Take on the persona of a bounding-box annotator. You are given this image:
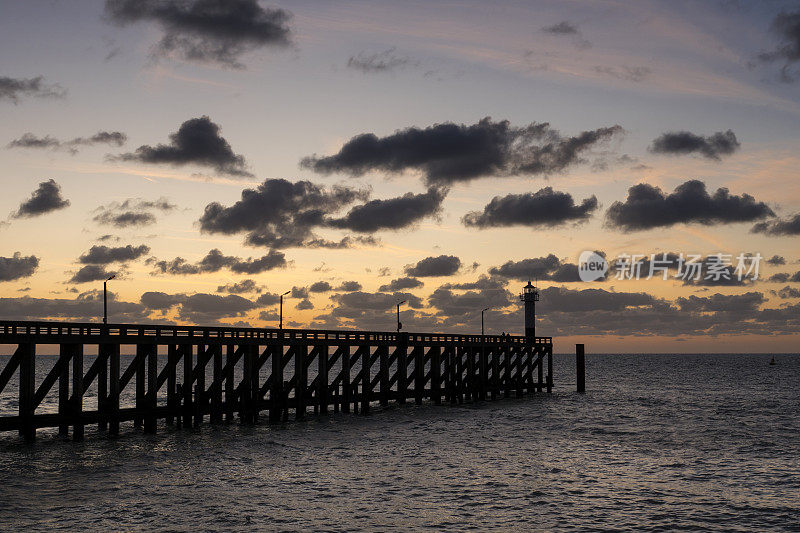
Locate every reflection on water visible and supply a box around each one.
[0,354,798,531]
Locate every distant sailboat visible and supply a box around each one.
[769,356,776,365]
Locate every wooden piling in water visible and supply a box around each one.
[576,343,585,393]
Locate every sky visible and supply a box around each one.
[1,0,799,352]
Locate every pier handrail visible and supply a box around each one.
[0,319,552,345]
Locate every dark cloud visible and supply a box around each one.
[291,286,309,299]
[296,299,314,310]
[309,281,332,293]
[148,248,287,275]
[347,48,416,73]
[8,131,126,153]
[328,188,446,232]
[93,197,177,227]
[0,75,66,104]
[606,180,774,231]
[301,117,623,186]
[140,291,183,311]
[649,130,740,160]
[255,292,281,306]
[751,213,800,236]
[11,179,70,218]
[776,286,800,299]
[229,251,287,274]
[489,254,587,282]
[0,253,39,282]
[677,292,765,313]
[539,286,656,312]
[217,279,261,294]
[178,293,258,322]
[79,244,150,264]
[441,275,508,291]
[320,290,425,330]
[541,21,579,34]
[69,265,118,284]
[6,134,59,150]
[405,255,461,277]
[766,255,786,266]
[757,10,800,82]
[105,0,292,68]
[258,310,279,321]
[768,272,790,283]
[0,292,147,322]
[114,116,251,177]
[593,65,651,82]
[332,291,423,311]
[679,258,751,287]
[540,21,591,48]
[462,187,597,228]
[199,178,371,247]
[139,290,259,322]
[379,277,424,292]
[337,280,362,292]
[428,282,514,320]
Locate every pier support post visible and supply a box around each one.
[379,345,389,407]
[465,346,474,402]
[318,344,328,414]
[72,344,84,441]
[445,347,455,404]
[576,344,585,393]
[431,346,441,405]
[547,347,553,393]
[524,346,534,394]
[108,343,120,437]
[503,344,511,398]
[269,345,283,423]
[479,343,488,401]
[18,343,35,441]
[135,344,146,429]
[241,344,252,424]
[396,335,407,404]
[361,346,371,414]
[166,345,178,425]
[341,345,351,413]
[144,345,157,433]
[413,346,424,405]
[491,345,500,400]
[58,344,70,437]
[194,345,206,428]
[225,345,235,423]
[537,348,544,393]
[211,345,223,423]
[296,344,307,420]
[182,345,193,429]
[98,345,108,432]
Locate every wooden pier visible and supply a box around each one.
[0,320,554,441]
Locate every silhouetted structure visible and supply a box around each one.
[520,281,539,338]
[0,320,553,441]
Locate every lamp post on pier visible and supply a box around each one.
[396,300,406,333]
[279,290,291,329]
[103,274,115,325]
[481,307,490,336]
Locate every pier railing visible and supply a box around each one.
[0,320,553,345]
[0,320,554,442]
